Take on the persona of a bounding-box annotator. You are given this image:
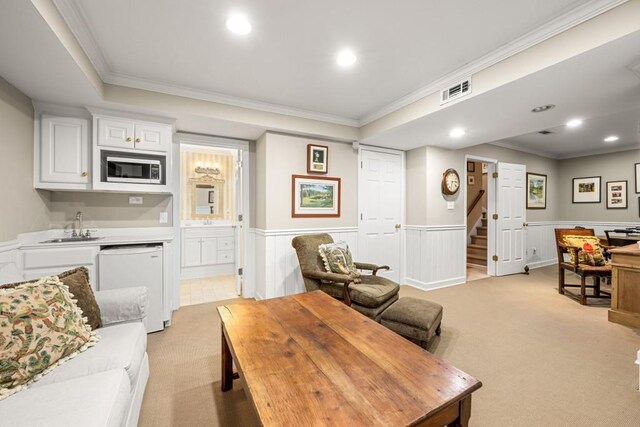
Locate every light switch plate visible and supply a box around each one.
[159,212,168,223]
[447,201,455,210]
[129,196,143,205]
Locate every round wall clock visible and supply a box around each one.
[442,168,460,195]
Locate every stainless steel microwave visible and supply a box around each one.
[105,156,162,184]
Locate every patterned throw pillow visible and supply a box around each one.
[58,267,102,330]
[0,277,100,400]
[318,241,359,277]
[563,235,608,266]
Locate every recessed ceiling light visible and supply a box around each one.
[336,50,357,67]
[566,118,583,128]
[531,104,555,113]
[604,135,619,142]
[226,14,252,35]
[449,128,466,138]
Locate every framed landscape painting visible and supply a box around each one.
[307,144,328,174]
[292,175,341,218]
[572,176,601,204]
[606,180,627,209]
[527,172,547,209]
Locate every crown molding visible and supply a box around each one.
[53,0,628,129]
[359,0,630,126]
[489,141,640,160]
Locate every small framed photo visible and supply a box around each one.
[468,176,475,185]
[527,172,547,209]
[635,163,640,193]
[572,176,601,204]
[208,190,216,204]
[292,175,340,218]
[467,161,475,172]
[606,180,627,209]
[307,144,328,174]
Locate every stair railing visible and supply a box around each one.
[467,189,485,216]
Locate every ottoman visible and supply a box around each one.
[380,297,443,349]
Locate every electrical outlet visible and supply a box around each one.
[129,196,143,205]
[159,212,168,224]
[447,201,455,210]
[533,247,537,254]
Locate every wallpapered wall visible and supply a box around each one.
[180,149,236,222]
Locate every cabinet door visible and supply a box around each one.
[134,123,170,152]
[97,117,135,149]
[201,237,218,265]
[182,237,202,267]
[41,115,89,184]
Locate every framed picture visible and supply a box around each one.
[307,144,328,174]
[572,176,601,204]
[468,176,475,185]
[635,163,640,193]
[292,175,341,218]
[208,190,216,204]
[606,180,627,209]
[467,161,475,172]
[527,173,547,209]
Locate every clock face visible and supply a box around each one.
[442,169,460,195]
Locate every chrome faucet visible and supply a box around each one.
[72,211,84,237]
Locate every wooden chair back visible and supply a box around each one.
[554,228,596,263]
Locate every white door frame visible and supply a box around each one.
[464,155,498,277]
[172,132,252,306]
[358,144,406,283]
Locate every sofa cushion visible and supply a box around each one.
[0,277,99,400]
[58,267,102,330]
[0,262,23,285]
[32,322,146,390]
[380,297,443,343]
[0,369,130,427]
[320,274,399,308]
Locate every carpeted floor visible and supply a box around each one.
[139,266,640,426]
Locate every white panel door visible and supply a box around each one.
[134,123,170,152]
[358,149,402,282]
[201,237,218,265]
[182,237,202,267]
[97,117,135,149]
[495,162,526,276]
[41,116,89,183]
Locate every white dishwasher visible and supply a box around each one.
[99,244,164,333]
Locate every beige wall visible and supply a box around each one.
[558,149,640,222]
[180,150,236,221]
[256,132,358,230]
[406,147,427,225]
[0,77,50,241]
[47,192,172,229]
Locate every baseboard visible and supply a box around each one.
[404,276,466,291]
[527,259,557,269]
[254,291,264,301]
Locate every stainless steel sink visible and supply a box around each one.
[40,237,103,244]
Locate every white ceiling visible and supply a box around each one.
[59,0,595,122]
[363,29,640,157]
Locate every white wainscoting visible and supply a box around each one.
[405,225,466,290]
[0,241,20,266]
[526,221,638,269]
[251,227,358,300]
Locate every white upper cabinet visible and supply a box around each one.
[39,115,90,187]
[96,115,170,153]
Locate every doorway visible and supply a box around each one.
[358,146,405,283]
[465,159,490,281]
[172,134,249,308]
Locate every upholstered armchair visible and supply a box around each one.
[291,233,399,321]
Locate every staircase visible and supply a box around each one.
[467,211,487,266]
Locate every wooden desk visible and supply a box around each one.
[608,243,640,328]
[218,291,482,426]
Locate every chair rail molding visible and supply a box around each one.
[251,227,359,300]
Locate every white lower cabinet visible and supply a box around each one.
[181,227,235,279]
[21,246,99,288]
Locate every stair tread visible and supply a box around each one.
[467,243,487,249]
[467,254,487,260]
[472,235,487,240]
[477,226,487,230]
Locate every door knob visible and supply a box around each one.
[395,224,401,230]
[523,222,529,227]
[81,172,88,177]
[135,138,141,143]
[126,137,132,142]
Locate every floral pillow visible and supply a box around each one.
[318,241,359,278]
[0,277,100,400]
[563,235,608,266]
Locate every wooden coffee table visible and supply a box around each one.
[218,291,481,426]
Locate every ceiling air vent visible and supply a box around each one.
[440,78,472,105]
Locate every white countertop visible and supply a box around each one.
[181,221,236,228]
[18,227,174,250]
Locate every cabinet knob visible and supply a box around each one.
[126,137,132,142]
[81,172,88,177]
[135,138,141,143]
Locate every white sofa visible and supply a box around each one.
[0,263,150,427]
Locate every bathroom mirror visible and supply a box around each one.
[190,178,225,219]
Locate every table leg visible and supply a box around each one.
[221,328,233,392]
[450,395,472,427]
